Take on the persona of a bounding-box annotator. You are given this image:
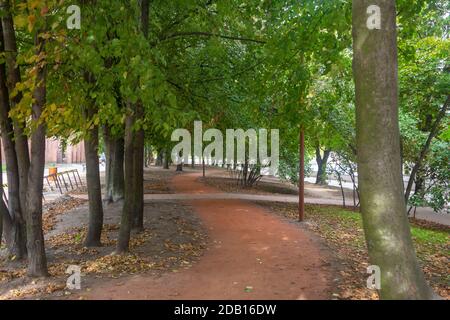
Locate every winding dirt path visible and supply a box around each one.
[75,171,334,300]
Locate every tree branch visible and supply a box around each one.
[159,31,266,44]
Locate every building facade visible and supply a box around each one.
[45,139,85,164]
[1,139,85,164]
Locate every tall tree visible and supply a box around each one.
[315,146,331,185]
[25,25,49,277]
[83,99,104,247]
[0,138,4,245]
[131,102,145,231]
[131,0,149,231]
[352,0,434,299]
[404,96,449,203]
[103,126,125,203]
[1,0,30,217]
[117,0,149,250]
[0,20,26,259]
[116,109,135,253]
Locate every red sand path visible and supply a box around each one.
[76,171,334,300]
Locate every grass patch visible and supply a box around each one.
[411,227,448,245]
[258,202,449,300]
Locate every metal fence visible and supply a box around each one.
[44,169,83,194]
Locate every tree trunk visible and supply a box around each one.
[337,171,346,208]
[298,129,305,221]
[25,32,48,277]
[1,197,12,248]
[163,149,170,169]
[117,0,149,250]
[131,0,148,231]
[0,203,2,247]
[315,146,330,185]
[0,140,4,245]
[144,144,151,167]
[103,126,113,204]
[83,105,103,247]
[116,113,134,253]
[104,127,124,203]
[1,4,30,219]
[156,150,163,166]
[1,136,12,246]
[0,23,26,259]
[352,0,434,299]
[112,137,125,202]
[414,170,425,196]
[202,156,205,177]
[132,103,144,232]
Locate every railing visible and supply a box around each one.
[44,169,83,194]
